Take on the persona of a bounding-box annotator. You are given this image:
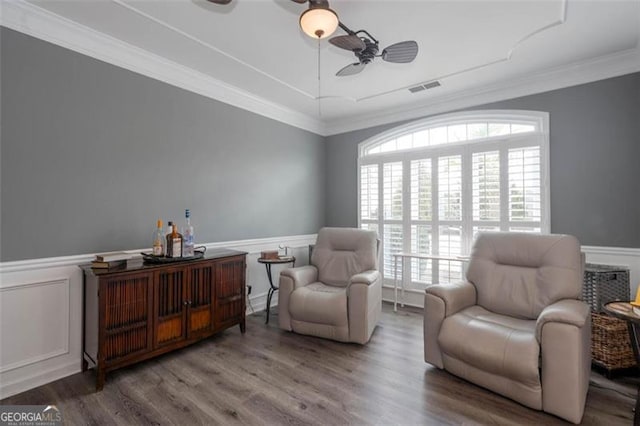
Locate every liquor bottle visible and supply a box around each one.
[182,209,195,257]
[152,219,165,256]
[166,221,173,238]
[165,224,183,258]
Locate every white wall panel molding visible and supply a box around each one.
[0,0,323,135]
[0,278,70,373]
[0,265,83,399]
[0,233,315,398]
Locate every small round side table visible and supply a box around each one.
[257,256,295,324]
[603,301,640,426]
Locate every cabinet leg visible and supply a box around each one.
[240,318,246,334]
[82,357,88,372]
[96,367,106,392]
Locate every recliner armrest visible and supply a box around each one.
[280,265,318,288]
[350,270,380,286]
[425,281,477,317]
[536,299,590,342]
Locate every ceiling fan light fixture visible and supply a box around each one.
[299,6,338,39]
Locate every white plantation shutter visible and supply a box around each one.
[472,151,500,221]
[383,162,403,220]
[382,162,403,278]
[438,226,463,282]
[357,111,548,289]
[438,156,462,221]
[509,146,542,227]
[410,159,433,284]
[411,159,432,221]
[383,224,403,278]
[360,164,378,220]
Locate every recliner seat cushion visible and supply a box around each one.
[289,282,348,326]
[438,305,540,387]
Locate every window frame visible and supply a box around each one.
[357,110,550,286]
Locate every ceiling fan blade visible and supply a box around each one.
[206,0,233,4]
[336,62,366,77]
[290,0,308,3]
[381,40,419,63]
[329,35,366,52]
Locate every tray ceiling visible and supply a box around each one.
[5,0,640,134]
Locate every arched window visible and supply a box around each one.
[358,110,550,287]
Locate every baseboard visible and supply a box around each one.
[0,360,80,400]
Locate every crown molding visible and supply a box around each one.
[2,0,639,138]
[324,46,640,136]
[0,0,325,135]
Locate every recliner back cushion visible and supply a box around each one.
[312,227,378,287]
[466,232,582,319]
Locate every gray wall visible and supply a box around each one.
[326,73,640,248]
[1,28,325,261]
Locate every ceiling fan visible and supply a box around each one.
[205,0,419,76]
[329,24,418,77]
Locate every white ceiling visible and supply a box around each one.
[6,0,640,134]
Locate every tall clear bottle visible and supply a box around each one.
[183,209,195,257]
[165,224,183,258]
[152,219,165,256]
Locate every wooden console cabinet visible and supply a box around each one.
[82,248,246,390]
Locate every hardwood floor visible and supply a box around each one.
[2,303,637,425]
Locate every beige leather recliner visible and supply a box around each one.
[279,227,381,344]
[424,232,590,424]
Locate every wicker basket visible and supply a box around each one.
[581,263,635,372]
[591,312,636,370]
[582,263,630,313]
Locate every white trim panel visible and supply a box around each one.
[0,233,316,399]
[0,264,83,400]
[0,279,70,373]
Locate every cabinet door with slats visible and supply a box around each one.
[186,262,214,339]
[214,256,245,329]
[154,267,187,348]
[101,272,153,363]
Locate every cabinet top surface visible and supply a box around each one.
[81,248,247,276]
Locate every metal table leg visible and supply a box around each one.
[264,263,277,324]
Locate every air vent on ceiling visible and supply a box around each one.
[408,80,441,94]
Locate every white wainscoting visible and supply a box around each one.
[0,234,316,399]
[380,245,640,309]
[1,239,636,398]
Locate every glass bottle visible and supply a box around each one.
[152,219,165,256]
[165,224,183,258]
[183,209,195,257]
[166,221,173,238]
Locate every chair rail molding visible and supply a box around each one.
[0,233,316,399]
